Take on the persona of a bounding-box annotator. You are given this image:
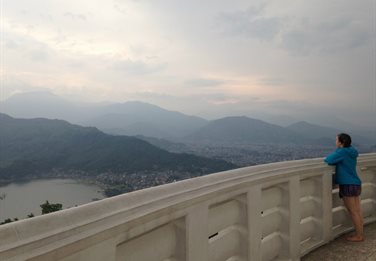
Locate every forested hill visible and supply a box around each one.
[0,113,235,180]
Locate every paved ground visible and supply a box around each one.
[302,222,376,261]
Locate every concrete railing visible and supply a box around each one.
[0,153,375,261]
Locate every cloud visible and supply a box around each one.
[3,31,54,62]
[113,3,128,15]
[5,39,19,49]
[185,78,225,88]
[216,3,371,56]
[217,5,282,40]
[29,48,51,61]
[258,76,286,86]
[111,59,167,75]
[280,17,371,55]
[63,12,87,21]
[315,17,351,33]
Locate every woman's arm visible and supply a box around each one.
[325,151,344,165]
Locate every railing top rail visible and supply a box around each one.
[1,153,375,253]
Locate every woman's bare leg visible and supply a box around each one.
[343,196,364,241]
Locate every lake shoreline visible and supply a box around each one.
[0,171,107,196]
[0,178,106,222]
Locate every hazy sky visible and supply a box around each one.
[1,0,375,127]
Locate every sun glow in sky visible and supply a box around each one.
[1,0,375,127]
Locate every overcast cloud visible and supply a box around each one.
[1,0,375,128]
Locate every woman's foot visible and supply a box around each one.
[346,235,364,242]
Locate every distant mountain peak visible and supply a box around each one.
[214,115,263,122]
[0,113,12,119]
[293,120,309,124]
[186,115,304,145]
[122,100,157,106]
[289,121,313,127]
[288,121,338,130]
[6,91,65,101]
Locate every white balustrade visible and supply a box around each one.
[0,153,375,261]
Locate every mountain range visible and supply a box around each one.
[1,92,208,139]
[1,92,375,146]
[0,113,235,180]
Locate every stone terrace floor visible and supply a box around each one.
[302,222,376,261]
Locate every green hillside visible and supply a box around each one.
[0,114,235,180]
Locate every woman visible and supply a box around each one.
[324,133,364,242]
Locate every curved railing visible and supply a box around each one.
[0,153,375,261]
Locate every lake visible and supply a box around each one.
[0,179,105,221]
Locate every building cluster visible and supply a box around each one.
[187,143,334,167]
[95,170,198,196]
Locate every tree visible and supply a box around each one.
[0,200,63,226]
[0,217,18,225]
[0,193,6,200]
[0,193,7,224]
[40,201,63,215]
[1,218,13,225]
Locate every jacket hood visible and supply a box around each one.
[340,146,359,158]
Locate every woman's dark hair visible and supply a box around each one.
[337,133,352,147]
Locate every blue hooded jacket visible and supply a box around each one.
[324,146,361,185]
